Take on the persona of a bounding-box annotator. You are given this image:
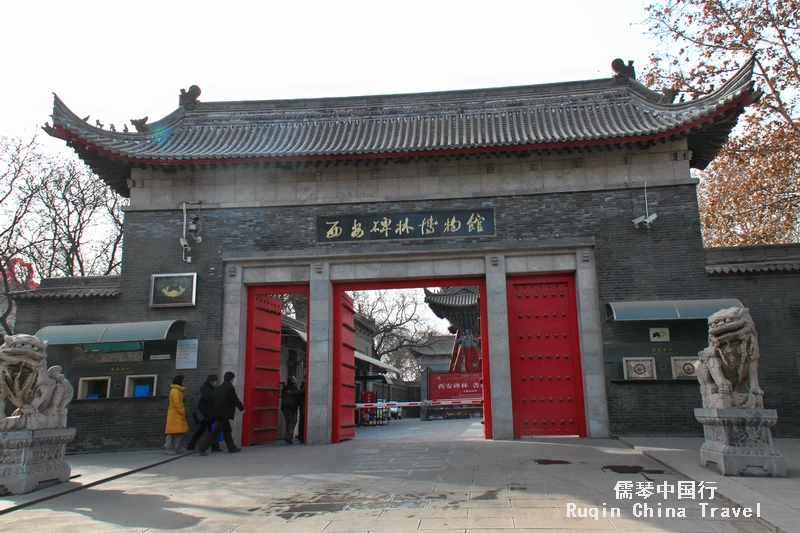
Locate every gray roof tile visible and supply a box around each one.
[12,276,121,300]
[46,59,760,197]
[705,262,800,274]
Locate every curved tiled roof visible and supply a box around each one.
[424,286,480,309]
[46,59,760,197]
[11,276,121,300]
[706,262,800,274]
[411,335,457,357]
[424,287,480,334]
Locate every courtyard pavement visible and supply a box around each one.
[0,419,796,533]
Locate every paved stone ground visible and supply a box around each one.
[623,437,800,533]
[0,420,781,532]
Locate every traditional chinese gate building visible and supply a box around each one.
[18,58,799,451]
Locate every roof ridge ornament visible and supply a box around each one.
[130,116,149,133]
[611,58,636,80]
[179,85,202,110]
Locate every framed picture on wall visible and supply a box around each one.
[150,273,197,308]
[672,356,701,379]
[622,357,657,380]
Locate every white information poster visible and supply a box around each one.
[175,339,199,370]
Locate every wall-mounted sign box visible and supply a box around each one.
[318,209,495,243]
[175,339,199,370]
[650,328,670,342]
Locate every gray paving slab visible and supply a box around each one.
[0,420,786,533]
[0,450,186,513]
[621,437,800,533]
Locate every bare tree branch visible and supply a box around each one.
[0,135,127,332]
[351,289,444,380]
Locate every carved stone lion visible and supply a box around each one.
[697,307,764,409]
[0,334,74,430]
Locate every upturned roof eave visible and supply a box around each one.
[47,89,757,165]
[45,60,760,197]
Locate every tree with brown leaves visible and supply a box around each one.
[643,0,799,245]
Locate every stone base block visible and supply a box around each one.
[694,408,786,477]
[0,428,76,495]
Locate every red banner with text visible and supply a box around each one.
[428,372,482,400]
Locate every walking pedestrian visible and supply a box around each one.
[281,376,300,444]
[197,371,244,455]
[186,374,222,452]
[164,375,188,455]
[297,380,306,442]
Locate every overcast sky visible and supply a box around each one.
[2,0,658,156]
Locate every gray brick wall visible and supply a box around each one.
[14,184,800,448]
[66,397,169,453]
[705,267,800,437]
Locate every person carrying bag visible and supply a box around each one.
[186,374,222,452]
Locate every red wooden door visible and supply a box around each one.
[243,293,282,446]
[332,291,356,443]
[507,275,586,437]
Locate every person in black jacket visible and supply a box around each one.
[280,376,301,444]
[198,371,245,455]
[297,380,306,442]
[186,374,221,452]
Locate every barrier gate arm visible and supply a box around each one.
[355,399,483,408]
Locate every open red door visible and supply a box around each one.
[332,291,356,443]
[242,293,282,446]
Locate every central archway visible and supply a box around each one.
[332,277,491,443]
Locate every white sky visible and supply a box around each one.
[2,0,658,156]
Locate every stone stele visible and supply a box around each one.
[694,307,786,477]
[0,334,76,494]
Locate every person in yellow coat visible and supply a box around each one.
[164,375,188,455]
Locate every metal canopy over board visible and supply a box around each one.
[36,320,187,345]
[606,299,743,321]
[355,351,401,375]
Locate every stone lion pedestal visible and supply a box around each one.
[694,307,786,477]
[694,408,786,477]
[0,428,76,495]
[0,334,76,495]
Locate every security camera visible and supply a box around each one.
[644,213,658,227]
[179,237,191,251]
[631,215,645,228]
